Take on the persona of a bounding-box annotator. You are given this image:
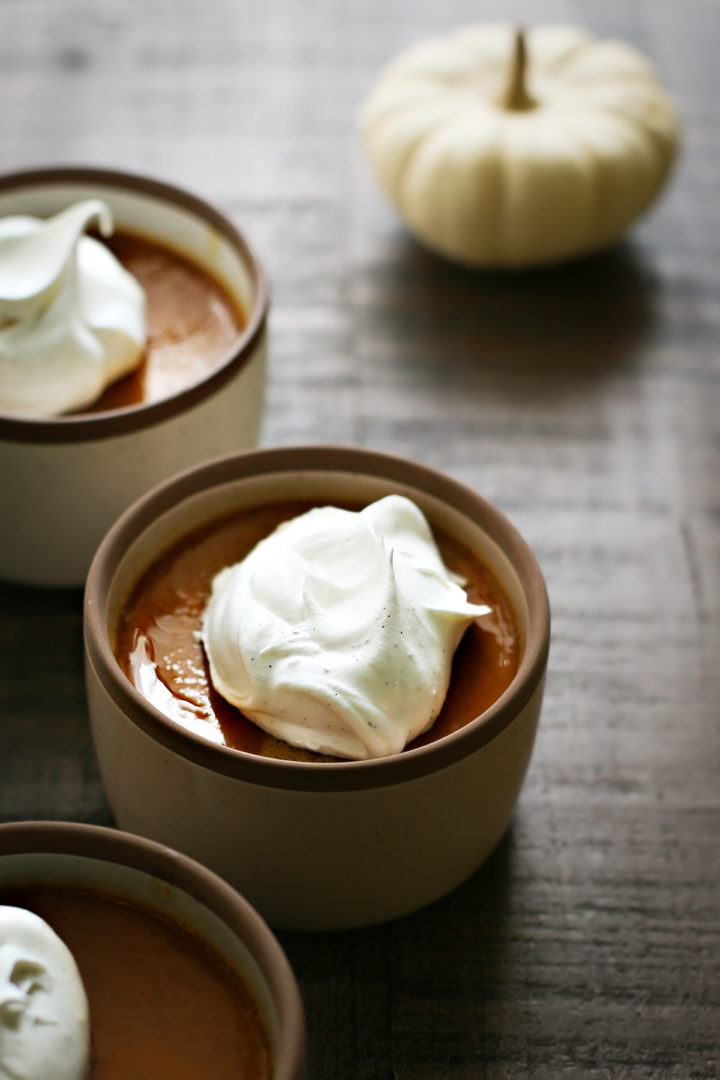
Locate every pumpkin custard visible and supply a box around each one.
[80,230,244,413]
[0,200,244,418]
[0,886,272,1080]
[113,499,519,762]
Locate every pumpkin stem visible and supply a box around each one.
[498,28,537,112]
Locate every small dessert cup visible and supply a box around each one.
[0,166,268,586]
[84,445,550,930]
[0,819,306,1079]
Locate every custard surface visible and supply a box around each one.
[78,231,245,413]
[0,886,272,1080]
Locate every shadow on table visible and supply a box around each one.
[0,580,112,825]
[361,235,663,400]
[278,828,519,1076]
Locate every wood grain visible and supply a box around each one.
[1,1,718,1076]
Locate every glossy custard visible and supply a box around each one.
[0,887,272,1080]
[114,501,520,761]
[77,231,245,413]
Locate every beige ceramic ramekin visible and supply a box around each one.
[84,446,550,931]
[0,166,268,586]
[0,820,305,1078]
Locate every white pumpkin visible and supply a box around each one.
[359,24,680,267]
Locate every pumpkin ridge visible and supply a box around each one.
[541,39,590,77]
[495,118,512,264]
[556,112,661,243]
[586,97,678,177]
[393,114,466,225]
[362,90,454,205]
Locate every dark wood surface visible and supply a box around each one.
[1,1,718,1076]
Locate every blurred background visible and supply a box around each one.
[1,1,718,1076]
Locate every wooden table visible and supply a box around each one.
[1,1,718,1075]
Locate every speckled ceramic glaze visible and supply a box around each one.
[0,167,268,586]
[84,446,550,930]
[0,820,306,1079]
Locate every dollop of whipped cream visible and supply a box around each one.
[0,199,147,416]
[0,906,90,1080]
[202,495,490,760]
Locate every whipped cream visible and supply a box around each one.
[0,906,90,1080]
[202,495,490,759]
[0,199,147,416]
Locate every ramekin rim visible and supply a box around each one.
[0,818,306,1080]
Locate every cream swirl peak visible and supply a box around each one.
[202,495,490,760]
[0,906,90,1080]
[0,199,146,416]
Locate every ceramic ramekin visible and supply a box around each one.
[0,820,306,1079]
[84,445,550,931]
[0,166,268,586]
